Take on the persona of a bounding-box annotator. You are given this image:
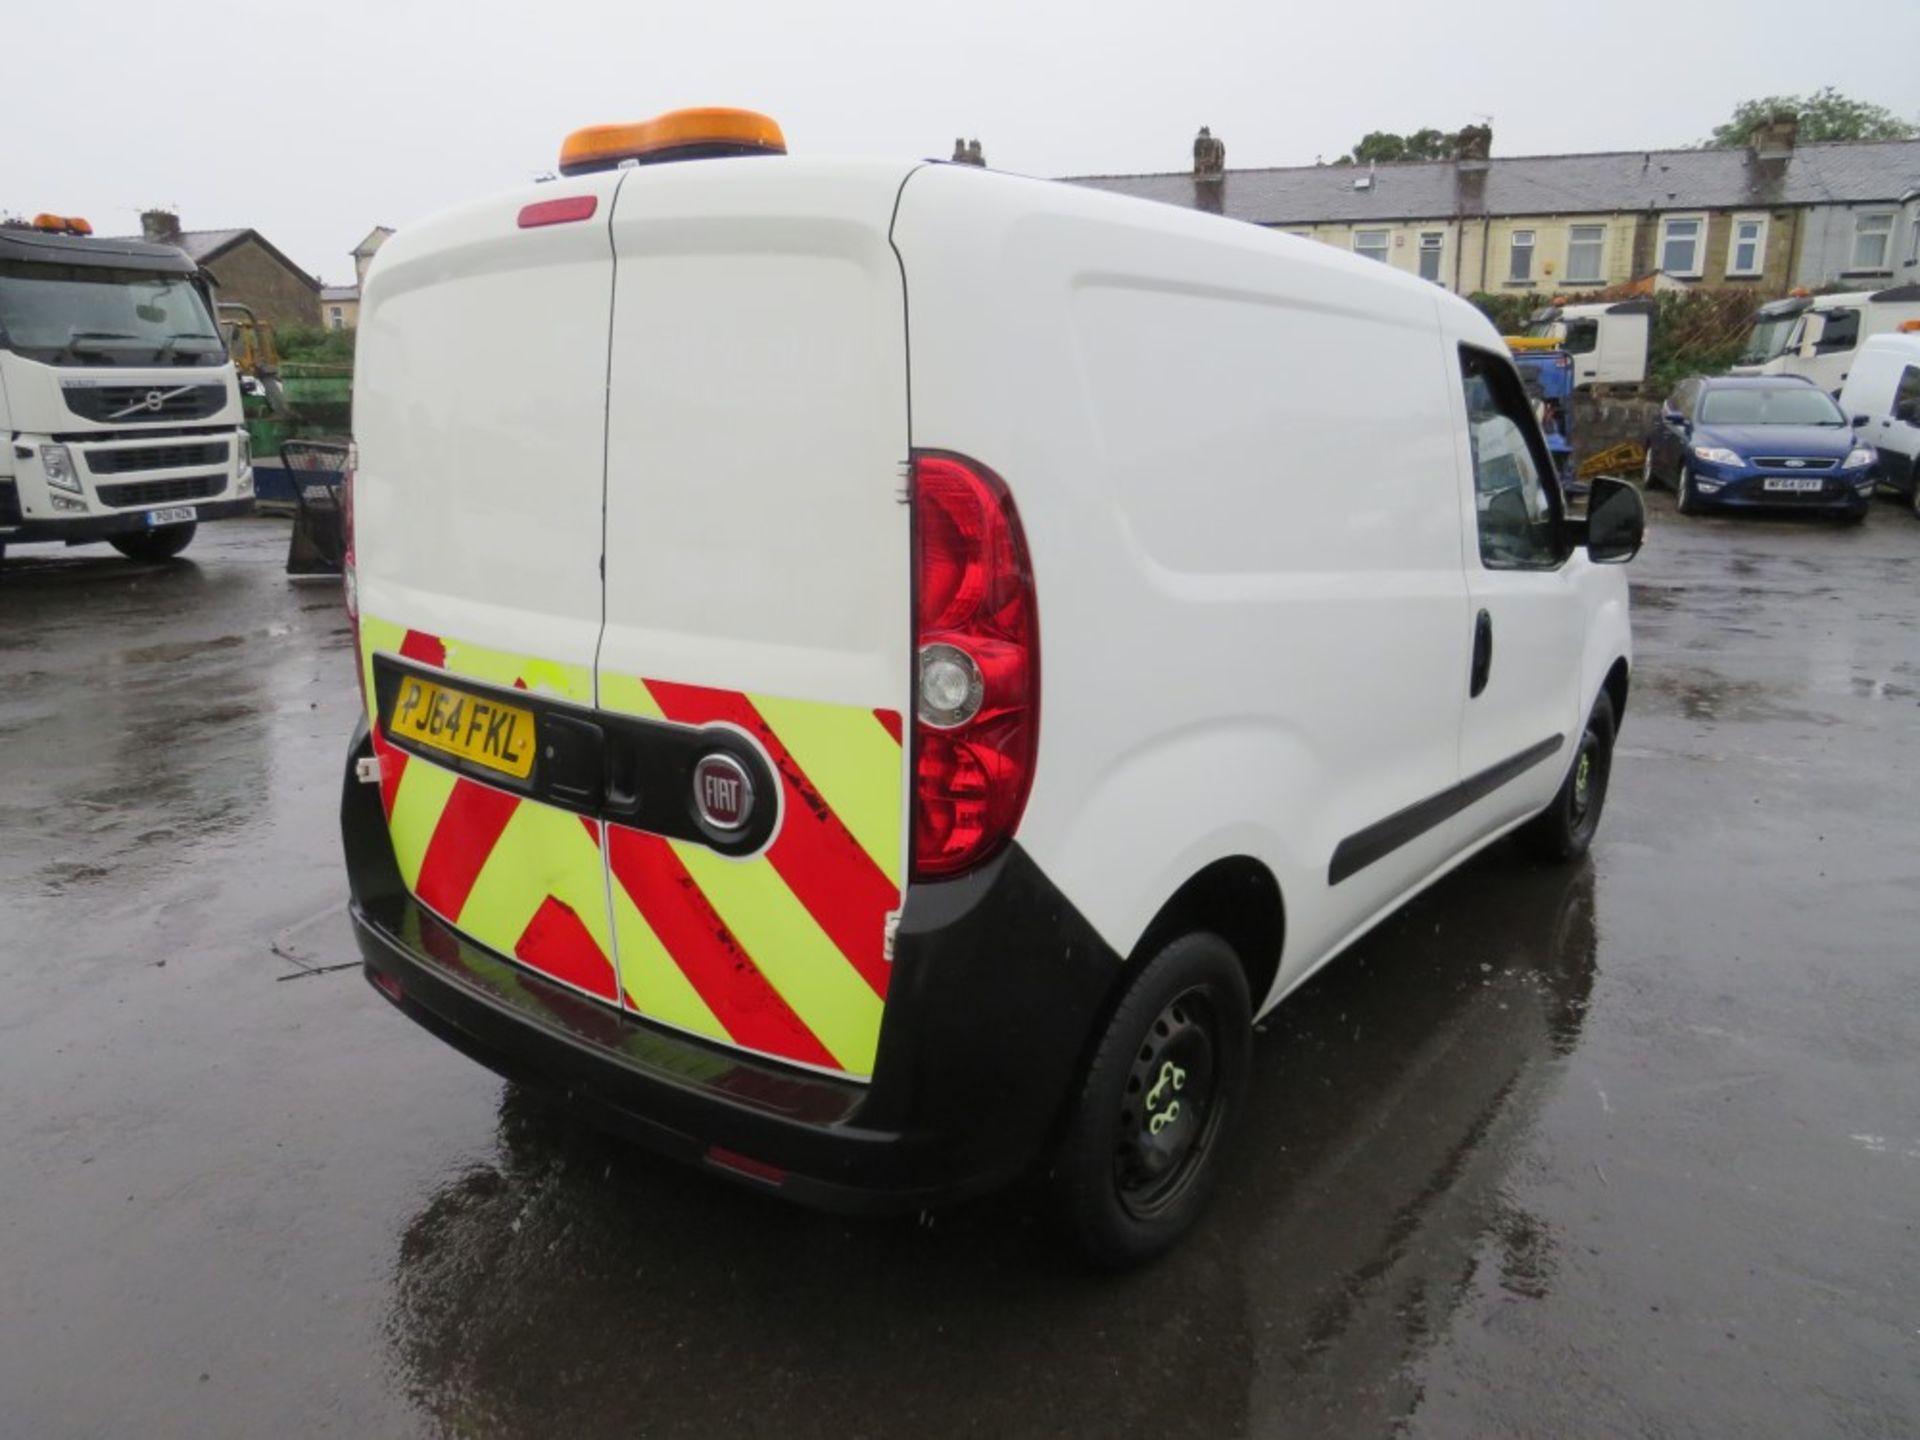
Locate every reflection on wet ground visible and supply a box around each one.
[384,859,1596,1439]
[1,503,1916,1438]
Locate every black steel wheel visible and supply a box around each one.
[1049,931,1251,1268]
[1520,691,1616,863]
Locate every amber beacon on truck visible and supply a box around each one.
[339,108,1644,1266]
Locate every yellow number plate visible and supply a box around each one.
[387,675,536,780]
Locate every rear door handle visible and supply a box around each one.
[1470,609,1494,698]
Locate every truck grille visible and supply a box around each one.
[1751,457,1836,471]
[86,442,230,476]
[95,475,227,509]
[62,383,227,424]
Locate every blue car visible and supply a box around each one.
[1644,375,1877,521]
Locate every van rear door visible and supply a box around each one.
[353,174,625,1004]
[595,160,914,1079]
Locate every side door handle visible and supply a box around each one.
[1470,609,1494,698]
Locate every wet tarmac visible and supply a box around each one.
[1,506,1915,1438]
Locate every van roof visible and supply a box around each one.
[1857,331,1920,356]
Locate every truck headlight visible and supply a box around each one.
[1843,448,1875,470]
[40,444,81,493]
[1693,445,1743,467]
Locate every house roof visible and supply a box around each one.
[103,226,321,293]
[1066,139,1920,227]
[319,284,358,302]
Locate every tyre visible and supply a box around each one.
[110,521,197,562]
[1675,464,1703,516]
[1911,479,1920,521]
[1641,445,1659,491]
[1048,931,1252,1268]
[1520,691,1616,863]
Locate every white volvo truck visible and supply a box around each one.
[0,215,253,564]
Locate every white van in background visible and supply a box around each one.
[1837,332,1920,512]
[339,109,1645,1265]
[1522,299,1653,388]
[1761,285,1920,393]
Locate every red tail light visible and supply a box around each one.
[910,453,1038,878]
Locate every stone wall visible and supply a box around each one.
[203,239,319,331]
[1573,392,1661,465]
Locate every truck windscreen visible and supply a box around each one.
[0,260,225,367]
[1738,316,1798,365]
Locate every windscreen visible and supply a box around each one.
[0,260,224,366]
[1738,316,1798,365]
[1698,386,1846,427]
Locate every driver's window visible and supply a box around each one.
[1459,347,1565,571]
[1816,309,1860,354]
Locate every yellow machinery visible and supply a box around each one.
[1578,441,1646,481]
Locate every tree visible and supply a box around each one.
[1338,127,1455,165]
[1705,87,1916,147]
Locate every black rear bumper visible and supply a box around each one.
[342,721,1122,1213]
[2,495,254,545]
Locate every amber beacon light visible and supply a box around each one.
[558,108,787,175]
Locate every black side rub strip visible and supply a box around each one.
[1329,734,1565,885]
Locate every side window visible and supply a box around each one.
[1815,309,1860,354]
[1562,318,1599,355]
[1459,347,1566,571]
[1678,379,1700,420]
[1895,365,1920,425]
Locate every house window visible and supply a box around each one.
[1418,232,1443,282]
[1852,212,1894,271]
[328,306,345,331]
[1908,214,1920,266]
[1660,216,1705,277]
[1508,230,1535,282]
[1566,224,1605,283]
[1727,215,1767,277]
[1354,229,1389,264]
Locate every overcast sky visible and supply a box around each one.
[10,0,1917,287]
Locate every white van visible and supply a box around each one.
[339,109,1644,1265]
[1522,299,1653,387]
[1837,332,1920,512]
[1762,285,1920,393]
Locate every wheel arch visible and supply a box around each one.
[1602,655,1630,736]
[1127,856,1285,1015]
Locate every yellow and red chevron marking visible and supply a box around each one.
[362,617,618,1006]
[601,673,903,1079]
[360,616,906,1080]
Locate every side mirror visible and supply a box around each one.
[1582,475,1645,565]
[1851,414,1872,428]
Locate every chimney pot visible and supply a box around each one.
[140,208,182,244]
[1193,125,1226,181]
[1749,112,1798,160]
